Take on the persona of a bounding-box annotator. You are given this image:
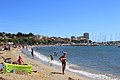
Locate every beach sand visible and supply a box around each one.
[0,48,89,80]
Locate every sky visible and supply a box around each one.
[0,0,120,42]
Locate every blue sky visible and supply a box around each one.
[0,0,120,42]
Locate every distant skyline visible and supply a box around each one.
[0,0,120,42]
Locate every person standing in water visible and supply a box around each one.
[49,55,54,66]
[50,55,54,61]
[59,52,67,75]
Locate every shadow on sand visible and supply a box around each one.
[50,72,80,80]
[68,77,81,80]
[50,72,62,74]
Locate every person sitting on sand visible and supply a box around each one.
[59,52,67,75]
[17,56,24,65]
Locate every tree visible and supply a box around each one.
[28,32,34,37]
[5,33,12,38]
[0,32,3,36]
[16,32,23,38]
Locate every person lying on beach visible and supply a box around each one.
[59,52,67,75]
[0,55,12,63]
[17,56,24,65]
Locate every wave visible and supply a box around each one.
[33,51,62,66]
[67,66,118,80]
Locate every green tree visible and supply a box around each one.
[16,32,23,38]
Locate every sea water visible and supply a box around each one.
[32,46,120,80]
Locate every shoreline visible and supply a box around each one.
[31,45,120,80]
[0,47,89,80]
[23,46,91,80]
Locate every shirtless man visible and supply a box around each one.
[59,52,67,75]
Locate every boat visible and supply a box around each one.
[118,45,120,47]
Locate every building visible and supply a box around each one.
[84,33,89,43]
[84,33,89,39]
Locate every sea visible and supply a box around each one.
[23,46,120,80]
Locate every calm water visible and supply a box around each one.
[33,46,120,80]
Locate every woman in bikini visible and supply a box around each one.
[59,52,67,75]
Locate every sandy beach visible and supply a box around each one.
[0,47,89,80]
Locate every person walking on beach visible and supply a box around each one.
[8,45,10,51]
[31,48,34,58]
[59,52,67,75]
